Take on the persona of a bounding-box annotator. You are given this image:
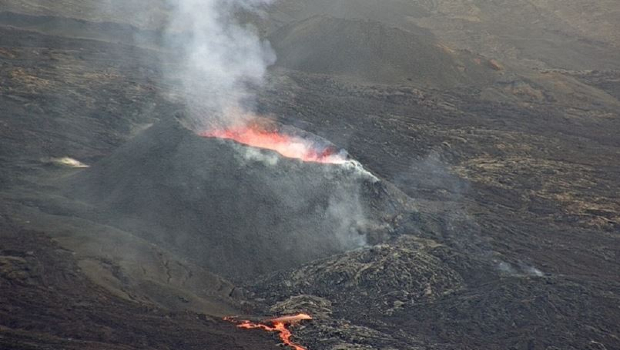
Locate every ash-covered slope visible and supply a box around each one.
[0,219,280,350]
[268,16,502,86]
[268,0,620,71]
[63,115,412,281]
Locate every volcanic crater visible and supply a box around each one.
[62,113,414,281]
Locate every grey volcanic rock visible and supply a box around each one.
[267,0,620,71]
[252,235,464,316]
[249,236,464,350]
[63,115,412,281]
[269,16,501,86]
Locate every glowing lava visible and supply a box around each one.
[224,313,312,350]
[200,122,347,164]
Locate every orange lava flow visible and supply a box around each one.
[224,313,312,350]
[200,125,347,164]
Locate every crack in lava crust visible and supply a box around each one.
[224,314,312,350]
[200,124,348,164]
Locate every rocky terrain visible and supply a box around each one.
[0,216,279,350]
[268,15,503,86]
[266,0,620,71]
[61,116,409,281]
[1,1,620,350]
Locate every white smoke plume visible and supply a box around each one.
[497,260,544,277]
[163,0,375,254]
[326,191,369,248]
[166,0,276,129]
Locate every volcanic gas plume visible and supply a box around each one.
[224,314,312,350]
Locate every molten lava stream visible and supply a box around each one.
[224,313,311,350]
[201,125,347,164]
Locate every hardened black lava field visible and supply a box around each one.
[1,2,620,349]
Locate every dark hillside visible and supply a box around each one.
[270,16,501,86]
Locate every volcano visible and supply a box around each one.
[63,113,413,281]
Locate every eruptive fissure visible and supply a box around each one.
[224,313,312,350]
[200,119,348,164]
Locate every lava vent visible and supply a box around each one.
[63,113,413,281]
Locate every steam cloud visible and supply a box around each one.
[166,0,276,129]
[161,0,372,261]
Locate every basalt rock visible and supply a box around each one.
[252,235,465,317]
[62,114,416,282]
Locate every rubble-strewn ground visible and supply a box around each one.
[0,216,280,350]
[1,2,620,349]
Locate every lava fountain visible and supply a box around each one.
[224,313,312,350]
[199,118,348,164]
